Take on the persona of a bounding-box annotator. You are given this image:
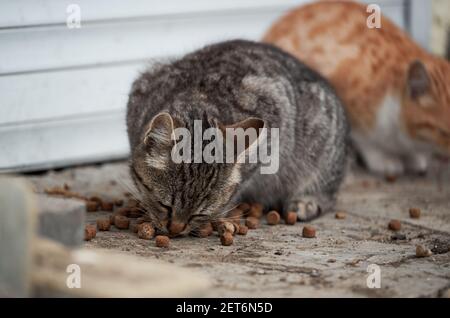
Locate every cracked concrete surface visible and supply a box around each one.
[28,161,450,297]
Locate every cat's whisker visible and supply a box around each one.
[118,178,143,204]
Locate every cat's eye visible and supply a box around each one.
[188,214,208,223]
[158,201,172,214]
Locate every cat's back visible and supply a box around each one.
[263,1,425,130]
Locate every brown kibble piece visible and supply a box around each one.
[245,217,259,229]
[89,196,103,203]
[127,207,143,218]
[248,203,263,218]
[44,187,86,200]
[44,186,66,196]
[110,208,128,225]
[100,201,114,211]
[228,208,243,223]
[155,235,170,248]
[409,208,421,219]
[415,244,432,258]
[385,174,397,183]
[335,212,347,219]
[169,222,185,236]
[114,215,130,229]
[84,224,96,241]
[266,210,280,225]
[220,232,234,246]
[197,222,213,238]
[96,218,111,231]
[285,211,297,225]
[116,207,130,216]
[237,225,248,235]
[138,223,155,239]
[302,225,316,238]
[218,221,236,235]
[114,199,124,207]
[388,219,401,231]
[85,200,99,212]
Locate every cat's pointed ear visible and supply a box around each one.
[407,60,430,99]
[143,112,175,146]
[219,117,266,159]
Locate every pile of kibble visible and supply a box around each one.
[46,185,431,256]
[83,198,316,248]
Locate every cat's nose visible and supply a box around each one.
[168,221,186,236]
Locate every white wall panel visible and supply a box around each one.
[0,0,425,172]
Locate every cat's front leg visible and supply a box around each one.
[405,153,429,175]
[358,144,405,176]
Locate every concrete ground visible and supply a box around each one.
[28,161,450,297]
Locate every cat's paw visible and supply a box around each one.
[291,196,322,222]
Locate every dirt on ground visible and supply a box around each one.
[29,161,450,297]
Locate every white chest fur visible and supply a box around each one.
[351,94,430,175]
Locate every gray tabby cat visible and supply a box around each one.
[126,40,348,235]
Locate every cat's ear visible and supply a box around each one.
[407,60,430,99]
[143,112,176,170]
[219,117,266,159]
[143,112,175,147]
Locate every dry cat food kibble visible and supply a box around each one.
[110,209,128,225]
[100,201,114,211]
[335,212,346,219]
[155,235,170,248]
[220,232,234,246]
[84,224,96,241]
[248,203,263,218]
[218,221,236,235]
[89,196,103,203]
[415,244,432,258]
[245,217,260,229]
[116,207,131,216]
[266,210,280,225]
[409,208,421,219]
[302,225,316,238]
[169,222,185,236]
[114,215,130,229]
[197,222,213,237]
[237,225,248,235]
[138,223,155,240]
[85,200,99,212]
[385,174,397,183]
[127,207,143,218]
[388,219,401,231]
[44,186,86,200]
[114,199,124,206]
[228,208,243,223]
[284,211,297,225]
[96,218,111,231]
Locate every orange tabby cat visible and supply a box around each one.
[264,0,450,176]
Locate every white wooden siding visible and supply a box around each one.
[0,0,421,172]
